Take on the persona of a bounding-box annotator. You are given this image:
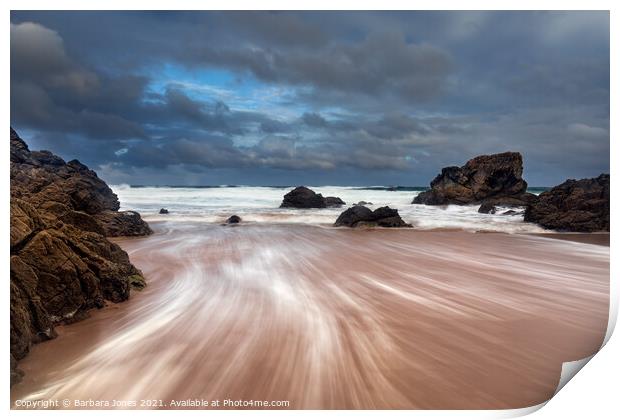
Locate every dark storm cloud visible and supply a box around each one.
[10,11,609,186]
[176,31,452,102]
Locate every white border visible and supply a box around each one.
[3,2,617,419]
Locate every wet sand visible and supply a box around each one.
[11,223,610,409]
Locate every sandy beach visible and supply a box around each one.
[10,223,609,409]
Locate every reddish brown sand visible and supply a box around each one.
[11,223,609,409]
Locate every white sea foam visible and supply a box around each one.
[110,185,547,233]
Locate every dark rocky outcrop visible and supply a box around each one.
[280,186,345,208]
[478,193,538,208]
[10,128,150,385]
[478,202,497,214]
[524,174,609,232]
[226,215,242,224]
[324,196,346,207]
[10,128,151,236]
[413,152,536,206]
[334,206,412,228]
[96,210,153,236]
[159,208,169,214]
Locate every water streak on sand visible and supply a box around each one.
[11,223,609,409]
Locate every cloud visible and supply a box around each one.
[567,123,608,139]
[10,12,610,186]
[11,22,98,94]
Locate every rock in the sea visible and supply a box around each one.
[10,128,149,385]
[159,208,169,214]
[478,202,497,214]
[324,196,346,207]
[356,201,373,206]
[413,152,536,206]
[280,186,344,208]
[226,215,242,224]
[334,206,412,228]
[524,174,609,232]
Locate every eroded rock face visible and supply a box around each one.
[10,128,149,385]
[413,152,532,206]
[10,127,150,237]
[280,186,345,208]
[96,210,153,236]
[334,206,412,228]
[524,174,609,232]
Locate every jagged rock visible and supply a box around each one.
[159,208,169,214]
[10,199,147,383]
[324,196,346,207]
[226,215,242,224]
[95,210,153,237]
[478,202,497,214]
[280,186,327,208]
[10,355,24,387]
[524,174,609,232]
[59,210,106,235]
[10,128,150,236]
[334,206,412,228]
[10,128,148,385]
[279,186,346,209]
[413,152,531,205]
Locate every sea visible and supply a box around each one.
[111,185,550,234]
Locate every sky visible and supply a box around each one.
[10,11,610,186]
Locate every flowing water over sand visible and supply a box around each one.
[11,222,609,409]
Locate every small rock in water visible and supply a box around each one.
[334,205,411,228]
[478,202,497,214]
[226,215,242,224]
[324,196,346,207]
[280,186,345,208]
[159,208,169,214]
[356,201,373,206]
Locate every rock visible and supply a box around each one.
[356,201,373,206]
[280,186,327,208]
[279,186,345,209]
[10,355,24,387]
[413,152,530,205]
[59,210,106,235]
[324,196,346,207]
[334,206,412,228]
[524,174,609,232]
[501,210,521,216]
[95,210,153,236]
[478,202,497,214]
[226,215,242,224]
[10,128,148,386]
[478,193,538,208]
[159,208,169,214]
[11,129,151,236]
[335,205,373,226]
[127,274,147,290]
